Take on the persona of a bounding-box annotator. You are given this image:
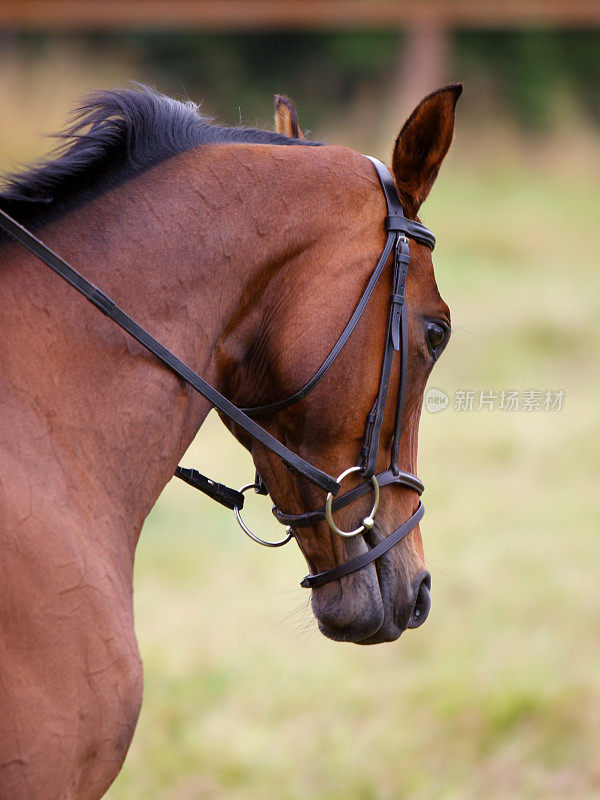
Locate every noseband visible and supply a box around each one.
[0,156,434,590]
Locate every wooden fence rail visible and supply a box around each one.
[0,0,599,31]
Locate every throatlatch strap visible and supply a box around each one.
[241,231,396,416]
[0,207,339,496]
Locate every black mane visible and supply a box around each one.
[0,85,318,229]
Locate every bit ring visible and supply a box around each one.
[234,484,293,547]
[325,466,380,538]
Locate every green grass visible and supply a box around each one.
[1,54,598,797]
[102,147,600,800]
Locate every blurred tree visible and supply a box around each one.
[454,29,600,130]
[10,28,600,132]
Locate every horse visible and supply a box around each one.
[0,83,461,799]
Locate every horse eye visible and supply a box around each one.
[426,321,449,359]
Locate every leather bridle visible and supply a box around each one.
[0,156,435,590]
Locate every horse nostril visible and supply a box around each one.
[407,571,431,629]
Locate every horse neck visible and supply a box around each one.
[1,143,358,552]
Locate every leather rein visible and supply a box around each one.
[0,156,435,590]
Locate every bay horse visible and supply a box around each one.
[0,83,461,799]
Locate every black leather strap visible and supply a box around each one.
[241,231,396,416]
[300,501,425,588]
[384,216,435,249]
[0,207,340,495]
[390,293,409,471]
[367,155,435,250]
[358,235,412,477]
[390,237,409,351]
[273,468,423,528]
[174,466,245,511]
[358,300,397,477]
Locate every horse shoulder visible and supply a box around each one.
[0,469,142,800]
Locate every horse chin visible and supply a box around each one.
[310,565,386,643]
[310,560,430,645]
[354,620,406,645]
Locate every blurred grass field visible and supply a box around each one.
[2,50,599,800]
[108,151,599,800]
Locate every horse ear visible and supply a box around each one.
[392,84,462,216]
[274,94,305,139]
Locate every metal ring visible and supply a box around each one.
[325,466,380,538]
[234,484,293,548]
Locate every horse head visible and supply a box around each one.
[223,85,461,643]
